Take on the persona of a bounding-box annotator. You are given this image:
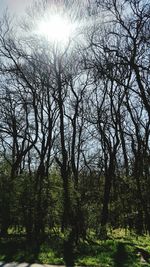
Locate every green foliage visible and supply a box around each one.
[75,232,150,267]
[0,234,64,264]
[38,245,64,264]
[1,230,150,266]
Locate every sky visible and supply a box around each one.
[0,0,32,17]
[0,0,95,19]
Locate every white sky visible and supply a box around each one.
[0,0,32,17]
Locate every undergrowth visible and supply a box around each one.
[0,229,150,266]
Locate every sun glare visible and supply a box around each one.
[38,14,74,44]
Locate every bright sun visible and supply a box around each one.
[38,14,74,44]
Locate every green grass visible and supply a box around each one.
[0,230,150,266]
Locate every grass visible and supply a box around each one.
[0,229,150,266]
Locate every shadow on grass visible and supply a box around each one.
[113,242,128,267]
[63,237,74,267]
[0,234,66,265]
[0,237,41,263]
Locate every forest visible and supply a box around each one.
[0,0,150,266]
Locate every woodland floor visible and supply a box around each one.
[0,229,150,267]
